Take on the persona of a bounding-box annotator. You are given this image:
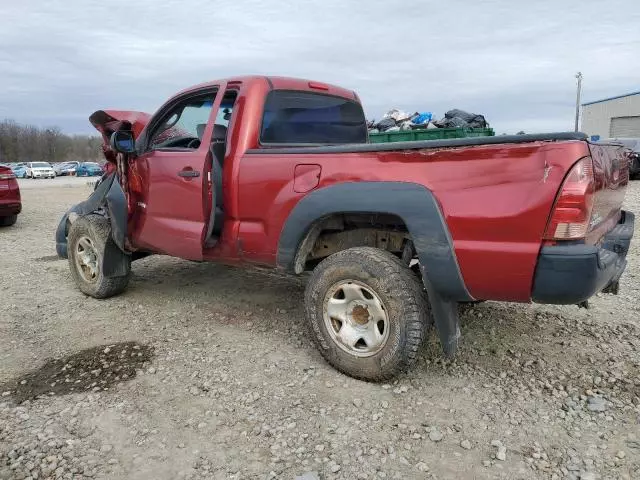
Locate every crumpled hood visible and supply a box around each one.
[89,110,151,162]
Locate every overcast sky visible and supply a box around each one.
[1,0,638,135]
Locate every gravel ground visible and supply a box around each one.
[0,181,639,480]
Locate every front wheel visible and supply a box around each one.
[304,247,430,381]
[67,214,131,299]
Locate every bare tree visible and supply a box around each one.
[0,119,102,163]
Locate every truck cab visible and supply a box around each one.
[86,77,367,263]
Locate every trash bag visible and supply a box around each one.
[382,109,411,123]
[385,126,401,133]
[412,112,433,125]
[375,117,397,132]
[435,109,488,129]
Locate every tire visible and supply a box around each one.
[67,214,131,299]
[304,247,430,381]
[0,215,17,227]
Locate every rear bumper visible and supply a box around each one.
[0,201,22,216]
[532,210,634,304]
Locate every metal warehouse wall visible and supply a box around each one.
[581,93,640,139]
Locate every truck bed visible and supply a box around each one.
[246,132,589,154]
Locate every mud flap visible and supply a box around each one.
[423,274,460,357]
[55,172,130,277]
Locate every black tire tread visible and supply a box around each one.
[67,214,130,299]
[304,247,430,382]
[0,214,17,227]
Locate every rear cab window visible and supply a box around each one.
[260,91,367,145]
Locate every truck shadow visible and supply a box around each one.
[130,256,306,313]
[126,256,638,392]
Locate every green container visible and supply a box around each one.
[368,127,494,144]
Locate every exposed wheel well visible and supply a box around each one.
[293,213,415,273]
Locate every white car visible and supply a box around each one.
[25,162,55,179]
[53,161,79,176]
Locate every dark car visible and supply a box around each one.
[0,165,21,226]
[600,138,640,179]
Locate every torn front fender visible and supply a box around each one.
[55,172,130,277]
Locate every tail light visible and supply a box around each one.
[544,157,595,240]
[0,172,16,180]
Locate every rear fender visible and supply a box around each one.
[277,181,471,355]
[55,172,130,277]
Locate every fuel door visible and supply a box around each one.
[294,164,322,193]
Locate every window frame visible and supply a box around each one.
[258,89,367,147]
[141,87,218,153]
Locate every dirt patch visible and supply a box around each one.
[0,341,154,403]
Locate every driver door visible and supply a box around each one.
[130,87,221,260]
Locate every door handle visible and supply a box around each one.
[178,169,200,178]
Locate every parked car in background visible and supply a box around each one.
[54,161,80,176]
[0,165,21,226]
[25,162,55,179]
[10,164,27,178]
[75,162,103,177]
[600,138,640,179]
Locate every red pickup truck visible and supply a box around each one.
[56,76,634,381]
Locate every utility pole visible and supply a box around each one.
[574,72,583,132]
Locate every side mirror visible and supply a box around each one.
[110,130,136,153]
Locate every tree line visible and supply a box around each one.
[0,119,102,164]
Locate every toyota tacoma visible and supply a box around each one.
[56,76,634,381]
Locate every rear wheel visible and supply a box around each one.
[0,215,17,227]
[304,247,430,381]
[67,214,131,298]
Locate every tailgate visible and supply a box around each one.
[586,142,630,243]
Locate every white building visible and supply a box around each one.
[581,91,640,140]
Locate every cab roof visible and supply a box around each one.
[173,76,359,102]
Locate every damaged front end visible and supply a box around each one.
[55,110,149,277]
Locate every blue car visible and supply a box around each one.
[10,164,27,178]
[75,162,103,177]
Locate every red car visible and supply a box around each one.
[56,76,634,380]
[0,165,21,226]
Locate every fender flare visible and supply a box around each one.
[277,181,472,301]
[276,181,470,356]
[55,172,130,277]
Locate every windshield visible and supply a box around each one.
[32,162,51,168]
[260,91,367,145]
[84,162,100,167]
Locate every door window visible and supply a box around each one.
[148,94,215,150]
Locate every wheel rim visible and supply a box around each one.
[323,280,390,357]
[74,235,99,283]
